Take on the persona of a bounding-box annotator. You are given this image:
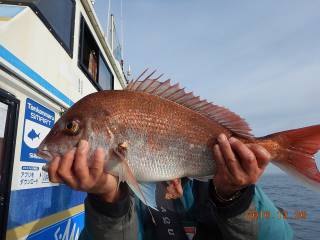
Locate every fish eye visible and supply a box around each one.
[65,120,80,135]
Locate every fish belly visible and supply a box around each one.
[124,131,216,182]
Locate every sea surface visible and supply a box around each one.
[258,174,320,240]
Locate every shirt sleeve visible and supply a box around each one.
[79,184,139,240]
[207,183,293,240]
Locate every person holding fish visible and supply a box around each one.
[39,73,320,239]
[46,135,293,240]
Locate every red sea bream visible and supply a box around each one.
[38,72,320,208]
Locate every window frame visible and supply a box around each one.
[98,54,114,90]
[2,0,76,58]
[0,89,19,240]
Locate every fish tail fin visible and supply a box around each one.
[265,125,320,191]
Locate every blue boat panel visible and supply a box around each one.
[26,212,85,240]
[8,185,86,229]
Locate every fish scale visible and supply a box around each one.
[104,94,218,181]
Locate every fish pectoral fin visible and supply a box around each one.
[112,148,182,216]
[113,148,157,224]
[134,182,158,209]
[113,144,129,182]
[134,182,183,213]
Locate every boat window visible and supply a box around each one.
[79,17,114,90]
[33,0,75,55]
[98,55,114,90]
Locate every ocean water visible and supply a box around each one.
[258,174,320,240]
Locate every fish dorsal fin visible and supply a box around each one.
[126,70,253,139]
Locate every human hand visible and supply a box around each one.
[48,140,120,202]
[212,134,271,199]
[165,179,183,200]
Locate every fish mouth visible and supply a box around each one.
[37,146,53,161]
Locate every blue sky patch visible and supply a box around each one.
[0,4,25,18]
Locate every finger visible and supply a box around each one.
[247,144,271,170]
[90,147,105,180]
[57,148,78,188]
[165,182,183,199]
[165,184,175,199]
[217,134,244,178]
[212,143,235,187]
[213,144,229,176]
[48,157,62,183]
[165,193,174,200]
[166,185,176,195]
[172,179,183,197]
[166,182,178,195]
[73,140,90,181]
[229,137,258,176]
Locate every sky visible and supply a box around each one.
[94,0,320,174]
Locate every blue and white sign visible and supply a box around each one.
[26,213,84,240]
[21,98,55,163]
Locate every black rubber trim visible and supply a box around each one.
[0,89,19,240]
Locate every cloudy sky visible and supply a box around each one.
[95,0,320,174]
